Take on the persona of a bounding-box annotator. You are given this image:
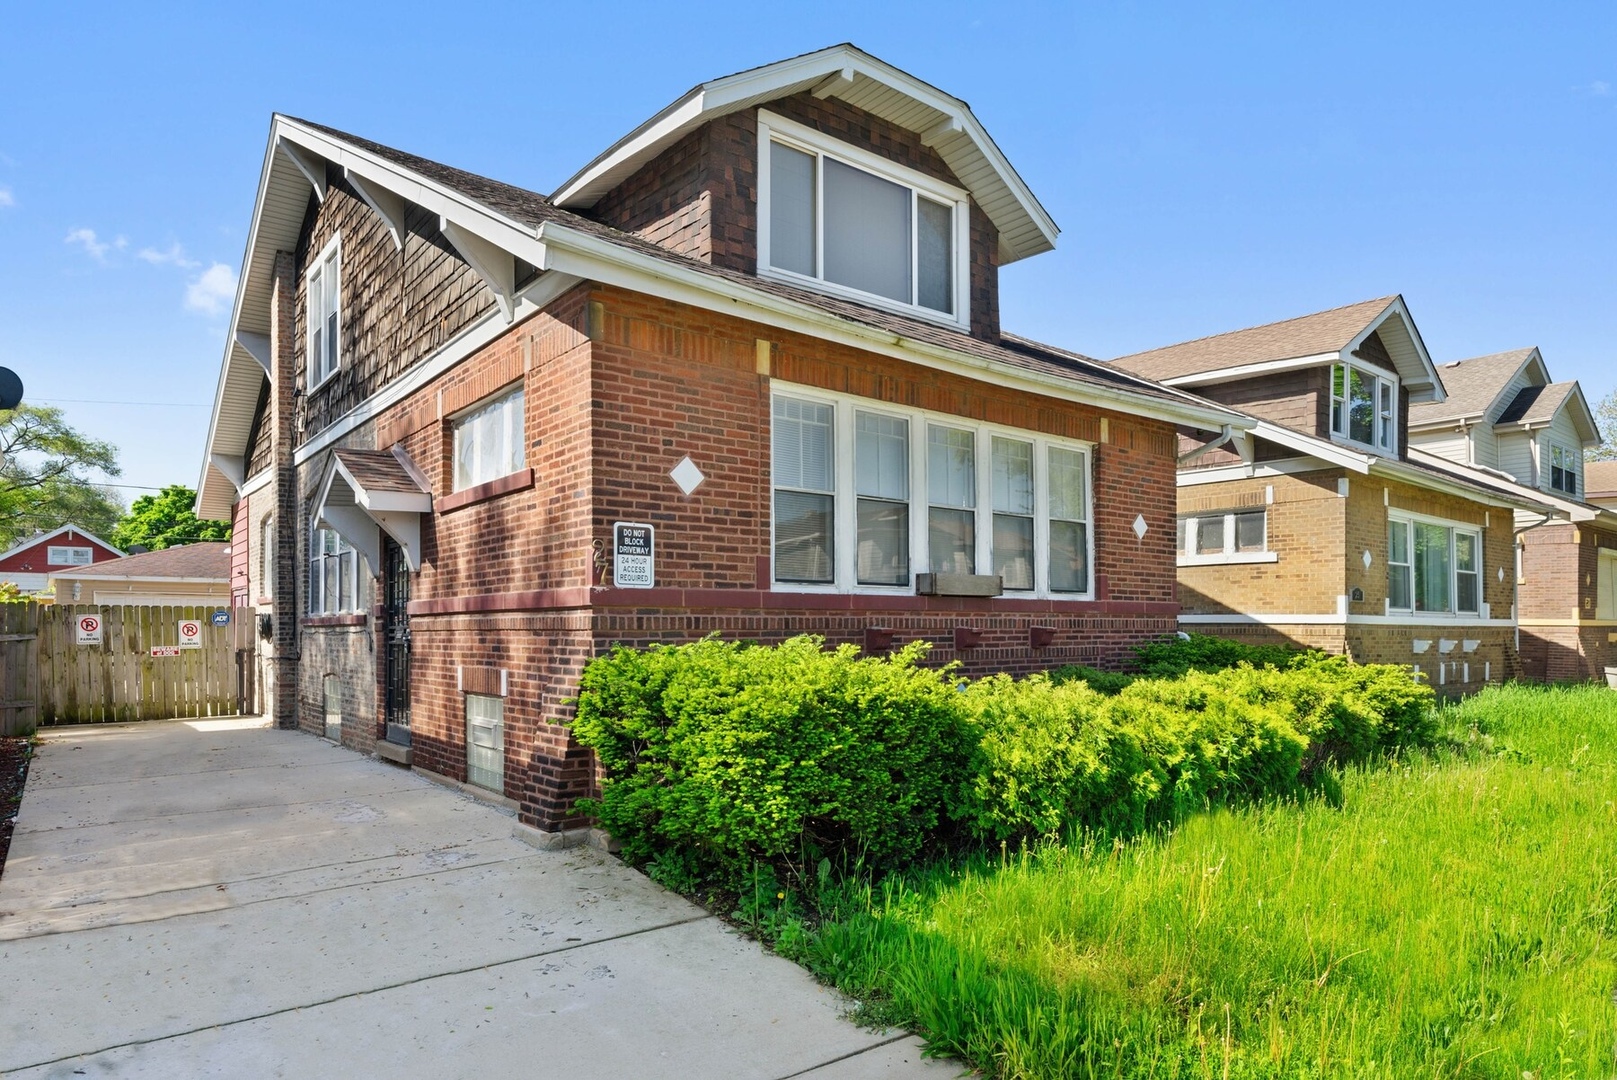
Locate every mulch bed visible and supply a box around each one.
[0,736,32,879]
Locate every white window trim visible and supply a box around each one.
[1385,509,1484,618]
[1549,443,1579,496]
[1329,361,1399,455]
[306,234,342,392]
[47,545,94,566]
[769,382,1096,600]
[756,110,971,330]
[1175,509,1277,566]
[308,525,361,615]
[449,382,527,493]
[1596,546,1617,621]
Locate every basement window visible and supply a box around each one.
[758,111,969,327]
[465,694,505,793]
[451,385,525,492]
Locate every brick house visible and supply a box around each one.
[1111,296,1559,692]
[194,45,1249,841]
[1406,349,1614,681]
[0,524,123,595]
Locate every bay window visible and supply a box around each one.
[1387,515,1481,616]
[760,112,968,324]
[771,387,1092,596]
[452,386,525,492]
[1330,362,1397,453]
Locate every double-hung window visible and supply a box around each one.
[1550,444,1579,496]
[309,527,360,615]
[771,387,1092,596]
[259,515,275,598]
[1330,362,1397,453]
[1597,548,1617,621]
[307,237,341,389]
[451,386,525,492]
[1387,515,1481,616]
[759,111,968,325]
[1176,510,1269,563]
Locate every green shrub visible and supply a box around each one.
[1133,632,1321,677]
[1045,664,1136,695]
[571,635,970,888]
[953,675,1159,842]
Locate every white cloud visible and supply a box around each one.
[185,262,237,315]
[0,187,13,208]
[1590,80,1611,97]
[138,242,200,269]
[64,227,110,261]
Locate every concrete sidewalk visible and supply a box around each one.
[0,720,960,1079]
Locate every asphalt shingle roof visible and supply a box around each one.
[1410,349,1537,426]
[1109,297,1398,382]
[61,543,230,580]
[1495,381,1578,427]
[333,449,428,494]
[1584,459,1617,497]
[294,120,1222,416]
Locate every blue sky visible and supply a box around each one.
[1,1,1612,503]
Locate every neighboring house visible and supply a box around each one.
[48,543,232,607]
[194,45,1251,841]
[0,524,123,594]
[1408,349,1612,681]
[1111,296,1559,692]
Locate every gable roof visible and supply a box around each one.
[550,43,1058,265]
[50,543,230,582]
[1409,348,1540,428]
[1110,296,1444,398]
[0,524,123,565]
[1585,459,1617,499]
[1495,381,1575,426]
[198,102,1248,518]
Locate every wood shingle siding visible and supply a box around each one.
[294,167,497,441]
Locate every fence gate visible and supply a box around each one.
[28,603,242,726]
[0,604,40,735]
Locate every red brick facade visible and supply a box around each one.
[1518,521,1617,682]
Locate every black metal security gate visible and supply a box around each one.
[383,538,412,745]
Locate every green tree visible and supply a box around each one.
[111,484,230,551]
[0,405,124,550]
[1591,386,1617,461]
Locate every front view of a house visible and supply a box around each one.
[195,46,1250,839]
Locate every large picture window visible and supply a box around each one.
[307,237,341,389]
[1387,516,1481,616]
[1330,362,1397,453]
[771,387,1091,596]
[760,112,967,324]
[451,386,525,492]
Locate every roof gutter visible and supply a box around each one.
[1178,425,1235,466]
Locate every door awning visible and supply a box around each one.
[314,447,433,571]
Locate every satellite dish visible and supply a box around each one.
[0,367,21,410]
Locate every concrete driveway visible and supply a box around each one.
[0,720,960,1079]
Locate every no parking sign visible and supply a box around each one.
[178,619,203,650]
[75,614,103,645]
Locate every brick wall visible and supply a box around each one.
[1519,521,1617,681]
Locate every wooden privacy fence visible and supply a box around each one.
[0,602,247,733]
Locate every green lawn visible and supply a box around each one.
[791,684,1617,1079]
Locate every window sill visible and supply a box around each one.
[302,613,368,627]
[307,368,339,395]
[435,468,535,514]
[757,266,969,333]
[1177,552,1280,567]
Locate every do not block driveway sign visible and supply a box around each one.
[613,522,655,588]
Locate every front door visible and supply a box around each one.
[383,538,412,745]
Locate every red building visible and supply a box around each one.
[197,46,1249,842]
[0,524,123,595]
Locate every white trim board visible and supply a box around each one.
[1179,613,1516,628]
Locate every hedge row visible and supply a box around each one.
[570,635,1434,890]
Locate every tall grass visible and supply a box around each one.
[793,684,1617,1078]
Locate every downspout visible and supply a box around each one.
[1512,510,1565,655]
[1178,425,1236,467]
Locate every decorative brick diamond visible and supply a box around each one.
[1132,514,1148,539]
[670,455,705,495]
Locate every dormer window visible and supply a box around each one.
[758,111,969,327]
[1550,444,1579,496]
[1330,362,1397,453]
